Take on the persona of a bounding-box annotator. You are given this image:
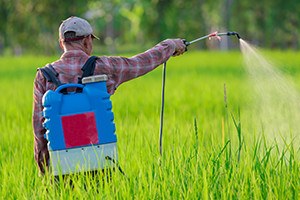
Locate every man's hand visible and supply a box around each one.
[34,136,50,175]
[37,146,50,175]
[172,39,187,56]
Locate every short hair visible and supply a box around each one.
[63,31,85,44]
[64,31,77,40]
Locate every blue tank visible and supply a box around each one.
[43,75,117,150]
[42,75,117,175]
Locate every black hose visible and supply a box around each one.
[159,62,167,156]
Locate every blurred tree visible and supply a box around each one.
[270,0,300,49]
[231,0,299,49]
[221,0,233,49]
[0,0,299,54]
[120,1,144,43]
[0,0,89,54]
[86,0,121,53]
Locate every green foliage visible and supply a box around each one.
[1,51,300,198]
[0,0,299,55]
[0,0,90,54]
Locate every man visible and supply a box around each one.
[32,16,187,174]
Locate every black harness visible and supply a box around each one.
[39,56,98,87]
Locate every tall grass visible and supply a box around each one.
[0,51,300,199]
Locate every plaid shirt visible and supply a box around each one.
[32,39,178,173]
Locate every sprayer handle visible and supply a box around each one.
[183,39,189,53]
[55,83,84,94]
[183,39,190,46]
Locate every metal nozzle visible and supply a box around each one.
[226,32,241,39]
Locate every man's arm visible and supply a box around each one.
[32,71,49,175]
[97,39,186,94]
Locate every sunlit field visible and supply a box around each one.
[1,50,300,199]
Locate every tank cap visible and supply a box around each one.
[82,75,108,84]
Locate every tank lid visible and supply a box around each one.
[82,75,108,84]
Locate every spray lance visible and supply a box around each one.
[159,31,241,156]
[184,31,241,46]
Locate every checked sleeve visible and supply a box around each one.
[32,71,50,174]
[95,39,178,94]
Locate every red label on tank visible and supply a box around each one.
[61,112,99,148]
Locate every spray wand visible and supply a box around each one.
[184,31,241,46]
[159,31,241,156]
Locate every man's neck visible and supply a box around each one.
[63,43,91,55]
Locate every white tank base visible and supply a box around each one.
[49,143,117,176]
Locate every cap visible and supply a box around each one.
[59,16,99,42]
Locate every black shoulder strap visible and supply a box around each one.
[39,64,62,87]
[78,56,98,84]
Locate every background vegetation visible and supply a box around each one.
[0,0,299,55]
[1,1,300,199]
[1,52,300,199]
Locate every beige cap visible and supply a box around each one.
[59,16,99,42]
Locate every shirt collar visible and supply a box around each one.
[60,50,89,59]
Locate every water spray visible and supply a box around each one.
[159,31,241,156]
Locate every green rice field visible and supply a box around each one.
[1,50,300,199]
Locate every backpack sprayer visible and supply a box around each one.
[159,31,241,156]
[41,57,121,176]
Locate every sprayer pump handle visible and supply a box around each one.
[182,39,189,53]
[183,39,190,46]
